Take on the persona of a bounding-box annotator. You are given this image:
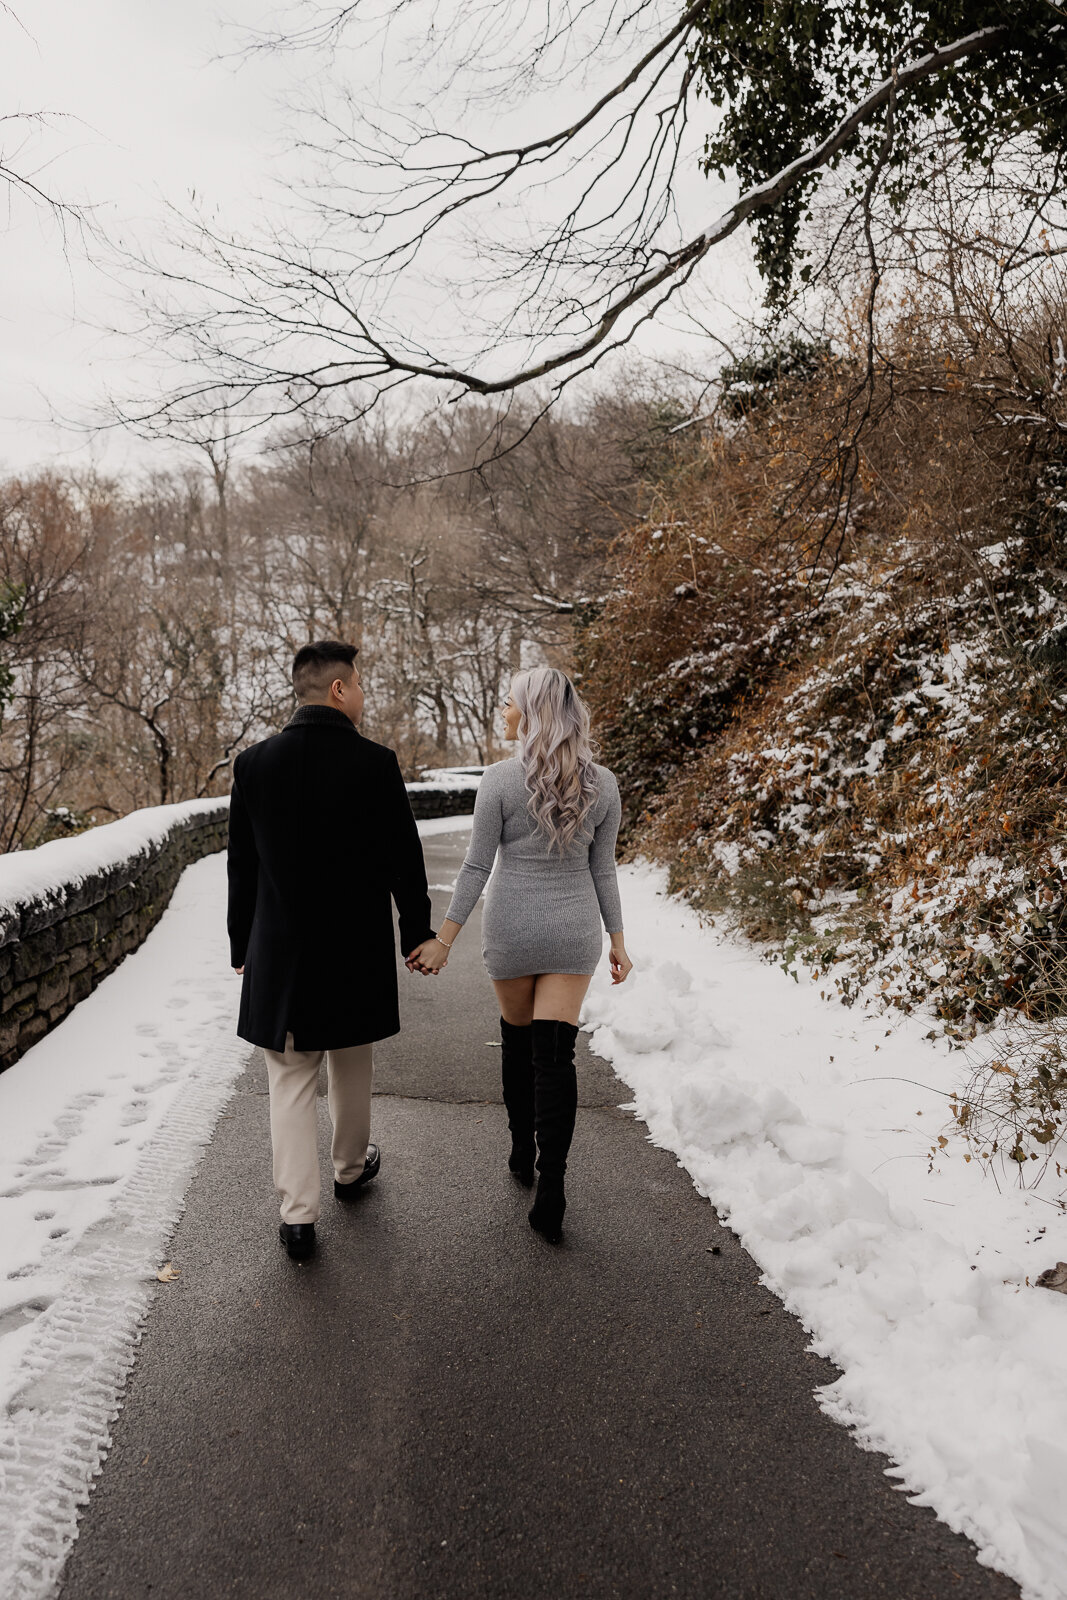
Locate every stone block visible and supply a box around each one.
[68,968,94,1007]
[10,993,38,1026]
[37,960,70,1012]
[0,1013,19,1058]
[64,874,109,917]
[57,910,99,954]
[109,881,139,920]
[18,891,67,937]
[1,979,37,1017]
[13,928,58,983]
[17,1013,48,1053]
[67,944,91,978]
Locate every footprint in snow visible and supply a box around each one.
[0,1175,121,1199]
[0,1297,52,1337]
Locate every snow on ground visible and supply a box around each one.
[0,813,474,1600]
[414,765,486,790]
[584,862,1067,1600]
[417,815,482,837]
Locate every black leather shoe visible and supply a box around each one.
[278,1221,316,1260]
[334,1144,381,1200]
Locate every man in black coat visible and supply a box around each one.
[227,640,437,1260]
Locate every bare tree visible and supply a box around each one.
[113,0,1064,443]
[2,6,93,241]
[0,476,92,849]
[0,384,688,825]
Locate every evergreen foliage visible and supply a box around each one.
[691,1,1067,300]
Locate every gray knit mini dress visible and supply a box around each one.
[444,757,624,980]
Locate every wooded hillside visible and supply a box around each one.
[580,187,1067,1179]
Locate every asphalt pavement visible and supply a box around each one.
[58,829,1018,1600]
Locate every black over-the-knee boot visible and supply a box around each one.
[528,1018,579,1243]
[500,1016,535,1186]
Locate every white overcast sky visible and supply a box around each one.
[1,1,756,476]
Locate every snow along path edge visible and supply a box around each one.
[0,850,248,1600]
[583,862,1067,1600]
[0,1027,249,1600]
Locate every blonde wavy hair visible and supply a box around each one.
[511,667,601,854]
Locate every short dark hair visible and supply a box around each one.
[291,640,360,702]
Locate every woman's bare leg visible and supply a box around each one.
[493,972,593,1025]
[533,973,592,1025]
[492,975,537,1026]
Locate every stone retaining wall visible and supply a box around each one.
[406,785,480,820]
[0,783,476,1074]
[0,806,230,1073]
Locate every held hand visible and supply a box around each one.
[406,938,450,975]
[608,940,632,986]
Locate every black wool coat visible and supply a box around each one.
[227,705,435,1051]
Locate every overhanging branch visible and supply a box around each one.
[450,23,1010,395]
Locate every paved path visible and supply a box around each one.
[58,831,1017,1600]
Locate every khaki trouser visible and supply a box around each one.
[262,1032,374,1224]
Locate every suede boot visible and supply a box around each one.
[499,1016,535,1186]
[528,1018,579,1244]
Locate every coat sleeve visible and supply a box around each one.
[385,752,436,953]
[227,759,258,968]
[443,769,503,926]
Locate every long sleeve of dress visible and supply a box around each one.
[444,772,503,926]
[590,774,624,934]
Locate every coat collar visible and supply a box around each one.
[284,704,360,734]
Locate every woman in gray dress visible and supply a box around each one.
[413,667,632,1243]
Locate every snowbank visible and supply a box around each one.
[584,863,1067,1600]
[0,799,227,921]
[409,766,484,793]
